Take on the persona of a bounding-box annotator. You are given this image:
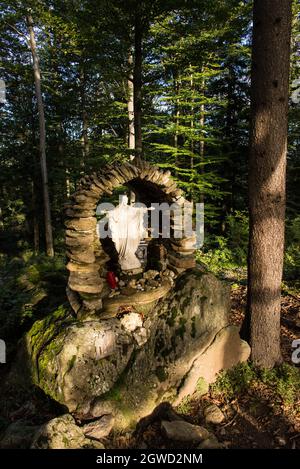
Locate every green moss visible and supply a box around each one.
[67,355,77,373]
[104,386,122,402]
[25,304,74,396]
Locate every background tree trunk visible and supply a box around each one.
[242,0,292,368]
[80,61,89,172]
[27,14,54,257]
[128,49,135,160]
[133,6,143,160]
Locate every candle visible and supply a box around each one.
[107,271,117,289]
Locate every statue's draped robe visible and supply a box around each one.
[108,204,146,270]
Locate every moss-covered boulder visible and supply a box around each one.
[31,414,104,449]
[13,267,250,429]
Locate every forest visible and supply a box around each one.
[0,0,300,458]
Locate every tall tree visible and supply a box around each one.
[127,48,135,159]
[242,0,292,368]
[27,14,54,257]
[133,3,143,160]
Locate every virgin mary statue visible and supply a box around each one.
[107,195,149,272]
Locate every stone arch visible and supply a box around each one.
[65,160,196,314]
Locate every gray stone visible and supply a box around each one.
[198,435,222,449]
[143,270,159,280]
[161,420,210,442]
[82,414,115,440]
[67,249,96,264]
[204,404,225,425]
[65,217,96,231]
[31,414,104,449]
[147,279,159,288]
[120,312,143,332]
[174,325,250,405]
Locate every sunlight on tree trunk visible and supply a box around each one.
[242,0,292,368]
[133,6,143,160]
[27,14,54,257]
[128,49,135,161]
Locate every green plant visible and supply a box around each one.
[197,211,249,276]
[0,253,67,342]
[211,362,300,408]
[259,363,300,405]
[211,362,256,399]
[176,396,193,415]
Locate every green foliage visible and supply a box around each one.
[284,216,300,280]
[176,396,193,415]
[0,253,67,342]
[211,362,256,399]
[211,362,300,407]
[196,377,209,396]
[259,364,300,406]
[198,210,249,274]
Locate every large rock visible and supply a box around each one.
[82,414,114,440]
[13,267,250,429]
[161,420,211,442]
[31,414,104,449]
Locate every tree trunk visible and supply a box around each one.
[80,62,89,171]
[128,49,135,160]
[27,14,54,257]
[199,72,205,205]
[133,6,143,160]
[174,73,180,172]
[241,0,292,368]
[30,93,40,254]
[190,67,195,200]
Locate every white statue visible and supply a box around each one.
[107,195,151,272]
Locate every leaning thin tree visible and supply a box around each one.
[27,14,54,257]
[242,0,292,368]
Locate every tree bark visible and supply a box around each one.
[174,73,180,172]
[199,71,205,205]
[127,49,135,160]
[133,6,143,160]
[241,0,292,368]
[27,14,54,257]
[80,62,89,171]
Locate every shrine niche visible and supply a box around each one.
[65,159,196,317]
